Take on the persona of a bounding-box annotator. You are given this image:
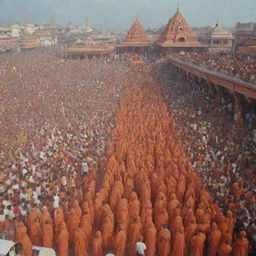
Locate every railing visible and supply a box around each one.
[167,56,256,100]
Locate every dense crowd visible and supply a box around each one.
[0,49,129,253]
[159,63,256,254]
[172,52,256,84]
[0,48,253,256]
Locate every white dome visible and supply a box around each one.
[209,23,234,39]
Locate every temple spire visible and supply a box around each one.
[177,2,180,12]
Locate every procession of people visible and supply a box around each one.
[0,47,254,256]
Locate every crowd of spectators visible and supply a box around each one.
[0,49,129,241]
[159,63,256,254]
[172,52,256,84]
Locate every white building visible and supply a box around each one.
[208,22,234,54]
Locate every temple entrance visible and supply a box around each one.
[178,37,185,43]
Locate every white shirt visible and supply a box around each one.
[136,242,146,255]
[82,162,89,174]
[53,195,60,208]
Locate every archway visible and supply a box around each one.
[178,37,185,43]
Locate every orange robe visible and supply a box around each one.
[129,193,141,219]
[144,223,157,256]
[234,237,249,256]
[16,222,32,256]
[219,243,232,256]
[28,208,38,230]
[43,223,54,248]
[81,214,92,242]
[54,208,64,238]
[185,219,197,254]
[110,185,122,212]
[157,227,171,256]
[40,208,53,229]
[66,209,80,244]
[172,226,185,256]
[128,219,142,256]
[30,219,42,246]
[57,223,69,256]
[101,216,114,249]
[155,208,169,231]
[92,231,103,256]
[226,211,234,234]
[190,232,206,256]
[115,229,127,256]
[207,223,221,256]
[74,228,88,256]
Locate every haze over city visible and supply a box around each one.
[0,0,256,30]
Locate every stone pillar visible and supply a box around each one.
[233,94,243,124]
[214,85,222,104]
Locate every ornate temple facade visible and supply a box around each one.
[158,8,206,53]
[116,18,151,54]
[208,22,234,54]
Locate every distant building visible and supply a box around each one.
[158,8,206,53]
[34,29,57,47]
[238,45,256,57]
[24,23,36,35]
[20,37,40,50]
[234,22,256,50]
[11,23,21,38]
[0,35,17,51]
[81,22,93,33]
[65,45,114,59]
[208,22,234,54]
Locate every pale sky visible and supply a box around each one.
[0,0,255,31]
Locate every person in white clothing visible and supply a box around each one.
[135,236,146,256]
[53,193,60,209]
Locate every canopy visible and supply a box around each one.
[0,239,15,256]
[32,246,56,256]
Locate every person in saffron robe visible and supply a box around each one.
[16,222,32,256]
[42,221,54,248]
[56,222,69,256]
[115,224,127,256]
[40,207,53,229]
[219,240,232,256]
[190,230,206,256]
[226,210,234,234]
[155,207,169,231]
[157,224,171,256]
[172,225,185,256]
[54,208,64,239]
[81,213,92,242]
[66,209,79,244]
[207,222,221,256]
[92,231,103,256]
[129,192,141,219]
[128,217,142,256]
[30,217,42,246]
[74,227,88,256]
[101,215,114,249]
[234,231,249,256]
[144,223,157,256]
[185,217,197,255]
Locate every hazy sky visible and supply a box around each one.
[0,0,255,31]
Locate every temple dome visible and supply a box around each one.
[209,22,234,39]
[123,18,151,45]
[159,8,201,47]
[116,18,151,53]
